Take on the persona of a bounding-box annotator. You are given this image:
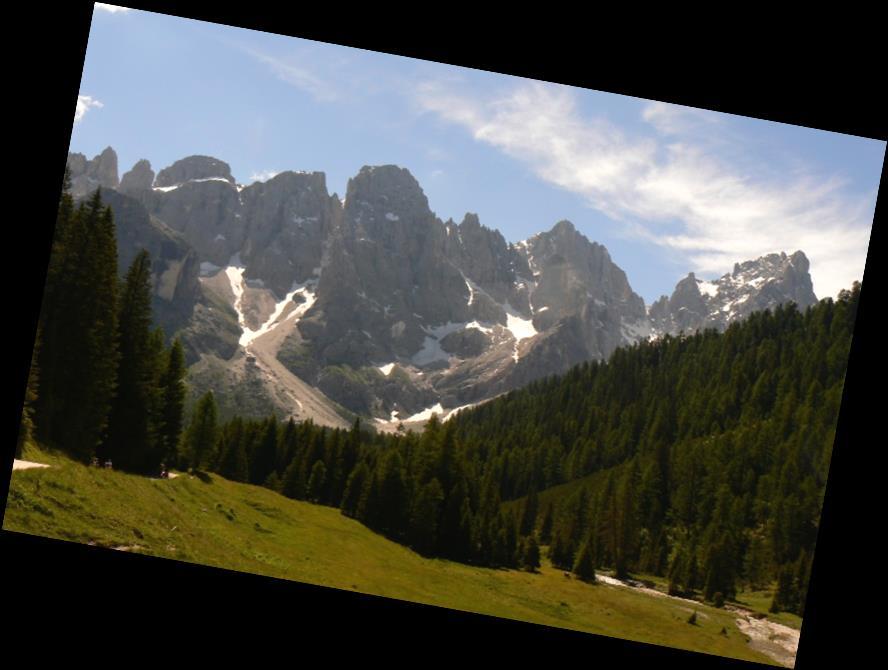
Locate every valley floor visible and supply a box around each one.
[4,445,788,666]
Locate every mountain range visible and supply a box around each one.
[65,147,819,428]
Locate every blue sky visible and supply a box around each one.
[73,4,885,304]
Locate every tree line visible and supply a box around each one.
[19,174,186,474]
[19,179,858,617]
[177,283,857,615]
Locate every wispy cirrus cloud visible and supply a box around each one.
[75,95,103,124]
[642,100,724,137]
[415,81,877,299]
[95,3,132,12]
[244,48,341,103]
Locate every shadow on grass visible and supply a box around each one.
[192,470,213,484]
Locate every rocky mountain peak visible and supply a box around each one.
[789,250,810,273]
[155,155,236,188]
[119,159,155,194]
[256,170,327,193]
[460,211,482,227]
[66,146,119,197]
[238,169,334,294]
[345,165,429,220]
[78,149,827,429]
[673,272,702,296]
[551,219,577,236]
[650,250,818,337]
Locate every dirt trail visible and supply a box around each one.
[12,460,50,471]
[596,572,798,667]
[727,604,800,667]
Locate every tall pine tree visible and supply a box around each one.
[182,391,219,471]
[17,328,41,459]
[103,249,156,473]
[158,338,187,466]
[37,187,119,461]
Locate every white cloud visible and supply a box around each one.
[642,101,723,137]
[249,170,280,183]
[415,80,877,299]
[74,95,103,124]
[245,49,340,103]
[95,3,132,12]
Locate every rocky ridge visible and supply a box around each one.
[64,147,820,428]
[648,252,817,336]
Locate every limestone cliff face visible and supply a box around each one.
[63,148,821,425]
[302,165,474,367]
[119,159,155,194]
[90,188,202,343]
[66,147,119,198]
[649,251,818,336]
[237,171,336,297]
[154,155,236,188]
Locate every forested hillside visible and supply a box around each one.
[22,174,187,475]
[20,173,858,620]
[186,285,857,616]
[451,289,858,613]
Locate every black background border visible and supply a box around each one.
[4,2,883,664]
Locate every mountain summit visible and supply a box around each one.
[648,251,817,336]
[64,148,820,427]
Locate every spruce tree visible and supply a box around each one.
[103,249,156,473]
[409,478,444,554]
[38,188,119,462]
[145,327,167,467]
[573,538,597,583]
[17,328,41,459]
[307,460,327,502]
[341,462,370,517]
[182,391,219,471]
[549,525,575,570]
[539,502,554,544]
[34,170,77,445]
[520,487,540,536]
[216,417,248,482]
[250,417,279,485]
[770,563,795,613]
[523,534,541,572]
[439,478,472,561]
[377,451,407,535]
[159,338,187,466]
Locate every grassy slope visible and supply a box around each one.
[4,444,777,666]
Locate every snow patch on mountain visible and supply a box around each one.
[406,403,445,422]
[621,318,653,345]
[697,280,719,298]
[242,279,312,347]
[283,282,318,325]
[224,255,248,341]
[193,177,235,186]
[503,301,538,362]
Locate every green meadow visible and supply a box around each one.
[3,444,783,665]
